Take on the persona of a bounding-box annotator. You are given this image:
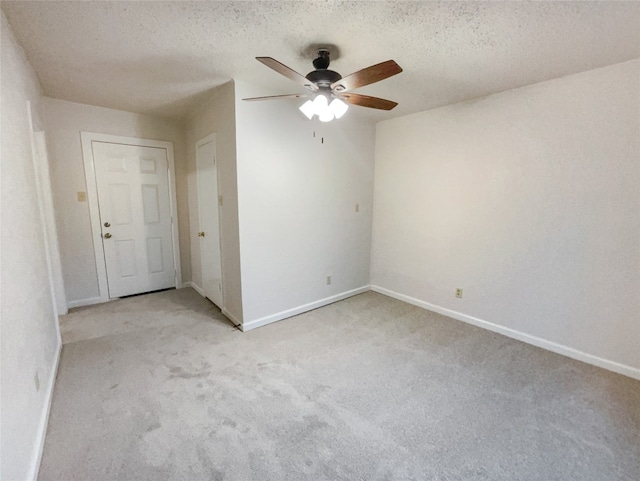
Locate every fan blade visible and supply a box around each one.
[341,93,398,110]
[243,93,309,102]
[331,60,402,92]
[256,57,318,90]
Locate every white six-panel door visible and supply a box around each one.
[93,141,175,298]
[196,136,224,308]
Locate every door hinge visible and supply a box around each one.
[218,195,223,206]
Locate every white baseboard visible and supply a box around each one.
[184,281,205,297]
[29,338,61,481]
[67,296,108,309]
[371,285,640,381]
[221,308,241,327]
[242,286,370,332]
[184,283,240,328]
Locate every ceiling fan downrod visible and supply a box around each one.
[312,49,331,70]
[306,49,342,87]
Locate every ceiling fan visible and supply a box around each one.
[243,49,403,122]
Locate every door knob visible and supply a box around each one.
[198,232,205,237]
[104,233,112,239]
[104,222,111,227]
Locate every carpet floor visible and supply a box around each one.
[39,288,639,480]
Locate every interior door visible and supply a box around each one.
[93,141,175,298]
[196,136,224,307]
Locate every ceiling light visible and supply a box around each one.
[299,100,314,119]
[312,94,329,111]
[319,110,334,122]
[246,53,401,116]
[329,98,348,119]
[299,94,348,122]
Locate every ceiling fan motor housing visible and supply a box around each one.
[306,69,342,87]
[306,48,342,88]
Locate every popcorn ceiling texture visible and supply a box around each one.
[2,1,639,120]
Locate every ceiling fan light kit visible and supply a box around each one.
[299,94,349,122]
[244,49,402,122]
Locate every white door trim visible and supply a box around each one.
[26,101,66,323]
[195,132,225,308]
[80,132,182,303]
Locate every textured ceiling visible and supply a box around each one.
[2,1,639,121]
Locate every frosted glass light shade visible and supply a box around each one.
[329,98,348,119]
[299,94,348,122]
[299,100,314,119]
[312,95,328,110]
[319,110,334,122]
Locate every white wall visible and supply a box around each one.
[0,12,61,481]
[41,98,190,305]
[371,59,640,378]
[184,81,243,324]
[234,80,375,329]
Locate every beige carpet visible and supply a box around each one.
[39,288,639,480]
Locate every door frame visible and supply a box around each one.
[27,100,67,323]
[194,132,225,308]
[80,132,182,303]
